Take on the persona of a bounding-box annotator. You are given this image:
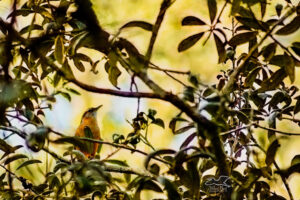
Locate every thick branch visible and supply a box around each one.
[0,126,154,177]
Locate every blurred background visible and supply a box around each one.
[0,0,300,198]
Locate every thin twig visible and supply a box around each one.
[148,64,190,75]
[220,124,253,135]
[281,117,300,123]
[255,124,300,136]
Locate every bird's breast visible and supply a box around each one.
[75,117,100,139]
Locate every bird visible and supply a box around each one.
[75,105,102,158]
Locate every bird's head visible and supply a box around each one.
[81,105,102,120]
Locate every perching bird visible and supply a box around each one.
[75,105,102,158]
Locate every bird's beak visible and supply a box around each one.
[94,105,103,111]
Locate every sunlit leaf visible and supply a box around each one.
[20,25,43,35]
[4,154,28,165]
[54,35,64,64]
[74,57,85,72]
[17,159,42,170]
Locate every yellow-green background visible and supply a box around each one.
[0,0,299,198]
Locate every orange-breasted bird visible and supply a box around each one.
[75,105,102,158]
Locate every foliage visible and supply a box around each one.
[0,0,299,199]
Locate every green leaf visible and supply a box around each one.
[183,86,195,102]
[260,0,267,18]
[121,21,153,31]
[4,154,28,165]
[231,0,242,15]
[68,32,89,56]
[258,68,287,92]
[235,16,269,30]
[169,117,188,133]
[174,124,194,135]
[270,54,295,83]
[291,42,300,56]
[108,66,121,89]
[275,4,283,17]
[59,92,71,101]
[207,0,217,23]
[47,174,61,189]
[180,132,197,149]
[270,54,293,67]
[285,55,295,83]
[17,159,42,170]
[265,139,280,166]
[61,61,74,79]
[0,138,15,156]
[104,159,129,167]
[66,88,81,95]
[53,162,68,172]
[145,149,175,169]
[261,43,277,61]
[107,52,121,89]
[294,99,300,114]
[152,118,165,128]
[228,31,257,46]
[291,155,300,166]
[64,150,86,161]
[7,9,33,18]
[20,25,43,35]
[74,57,85,72]
[213,33,226,63]
[157,177,181,200]
[182,16,206,26]
[53,72,61,87]
[178,32,204,52]
[244,67,261,88]
[54,35,64,64]
[140,180,163,193]
[266,195,287,200]
[75,53,93,65]
[276,16,300,35]
[268,91,286,108]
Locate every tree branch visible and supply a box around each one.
[221,7,296,95]
[145,0,174,61]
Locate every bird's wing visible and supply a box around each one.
[83,126,94,154]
